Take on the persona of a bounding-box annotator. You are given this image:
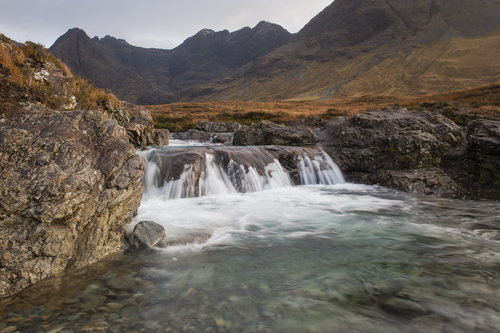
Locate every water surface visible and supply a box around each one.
[1,184,499,332]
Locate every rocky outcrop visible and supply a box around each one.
[195,119,243,133]
[119,102,169,147]
[319,107,500,199]
[172,120,240,144]
[126,221,166,249]
[0,108,144,298]
[172,129,217,143]
[233,120,318,146]
[454,119,500,199]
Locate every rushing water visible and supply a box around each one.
[1,143,500,332]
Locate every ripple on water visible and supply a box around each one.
[1,184,500,332]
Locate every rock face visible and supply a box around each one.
[458,119,500,199]
[0,108,144,298]
[127,221,166,249]
[233,121,318,146]
[319,107,500,199]
[0,36,165,298]
[120,102,169,147]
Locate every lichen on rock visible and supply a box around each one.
[319,106,500,199]
[0,108,144,298]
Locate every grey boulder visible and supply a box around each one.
[127,221,166,249]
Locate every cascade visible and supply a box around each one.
[138,145,344,199]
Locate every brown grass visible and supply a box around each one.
[148,84,500,131]
[0,34,120,113]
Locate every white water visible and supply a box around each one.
[6,144,500,332]
[138,145,344,200]
[134,143,346,249]
[133,183,412,253]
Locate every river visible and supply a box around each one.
[1,141,499,332]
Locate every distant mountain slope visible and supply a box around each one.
[49,22,293,104]
[202,0,500,101]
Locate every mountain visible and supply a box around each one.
[49,22,293,104]
[50,0,500,103]
[202,0,500,101]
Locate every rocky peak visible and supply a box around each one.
[98,35,130,46]
[198,28,216,36]
[298,0,500,46]
[253,21,280,34]
[50,22,292,104]
[52,28,92,45]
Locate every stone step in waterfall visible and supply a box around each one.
[138,146,344,199]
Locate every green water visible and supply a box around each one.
[1,185,499,332]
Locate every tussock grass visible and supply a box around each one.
[0,34,120,114]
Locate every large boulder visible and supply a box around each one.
[319,107,466,196]
[233,120,318,146]
[319,106,500,199]
[0,108,144,298]
[458,119,500,199]
[127,221,166,249]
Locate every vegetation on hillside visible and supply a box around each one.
[0,34,119,117]
[149,84,500,131]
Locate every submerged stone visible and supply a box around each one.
[127,221,166,249]
[380,297,427,317]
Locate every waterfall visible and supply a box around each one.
[138,146,344,199]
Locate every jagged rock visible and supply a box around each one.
[120,102,169,147]
[127,221,166,249]
[319,107,500,199]
[195,119,243,133]
[0,108,144,298]
[210,134,230,144]
[233,120,318,146]
[453,118,500,199]
[319,107,465,196]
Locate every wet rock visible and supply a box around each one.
[380,297,427,318]
[459,119,500,199]
[233,120,318,146]
[80,321,108,332]
[210,134,232,144]
[411,314,444,333]
[127,221,166,249]
[319,107,466,196]
[105,302,124,311]
[319,107,500,199]
[0,109,144,298]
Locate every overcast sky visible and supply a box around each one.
[0,0,333,49]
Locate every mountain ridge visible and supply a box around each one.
[50,22,293,104]
[50,0,500,104]
[204,0,500,101]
